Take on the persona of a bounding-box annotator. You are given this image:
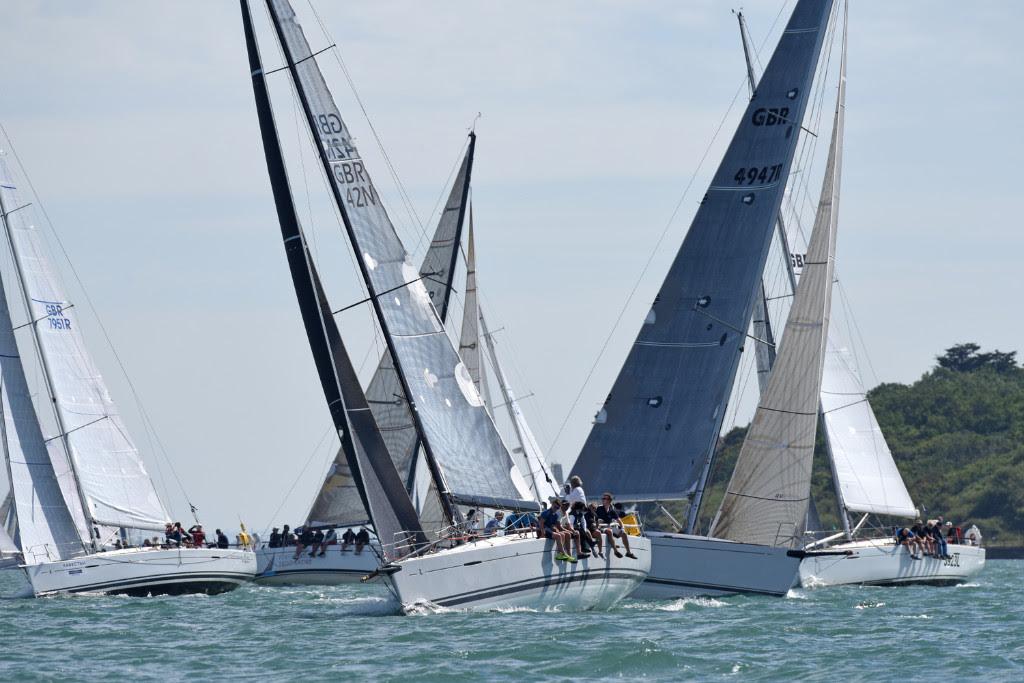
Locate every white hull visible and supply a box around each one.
[387,534,650,612]
[255,544,379,585]
[800,539,986,587]
[631,532,801,599]
[25,547,256,597]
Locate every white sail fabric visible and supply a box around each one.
[0,284,84,563]
[0,161,88,561]
[712,35,845,548]
[0,159,169,533]
[481,312,560,502]
[457,214,488,408]
[821,343,915,517]
[269,0,534,511]
[572,0,835,502]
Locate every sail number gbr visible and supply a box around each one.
[734,164,783,186]
[332,161,379,209]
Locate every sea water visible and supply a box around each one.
[1,560,1020,681]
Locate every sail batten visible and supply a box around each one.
[573,0,836,504]
[711,14,846,548]
[265,0,534,513]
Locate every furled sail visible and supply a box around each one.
[0,152,168,534]
[242,0,425,557]
[480,311,560,502]
[821,342,915,517]
[457,212,489,407]
[266,0,534,512]
[573,0,836,502]
[311,135,475,529]
[711,34,845,548]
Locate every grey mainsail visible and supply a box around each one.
[242,0,424,557]
[711,29,845,547]
[266,0,534,512]
[573,0,835,503]
[309,136,475,529]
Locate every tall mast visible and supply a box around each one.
[241,0,425,550]
[262,1,465,524]
[0,159,93,551]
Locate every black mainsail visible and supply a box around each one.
[241,0,424,555]
[264,0,534,514]
[573,0,836,506]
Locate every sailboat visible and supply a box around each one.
[241,0,648,611]
[733,9,985,589]
[255,132,478,586]
[0,139,255,596]
[572,0,838,598]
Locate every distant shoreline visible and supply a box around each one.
[986,547,1024,559]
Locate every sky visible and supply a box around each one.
[0,1,1021,532]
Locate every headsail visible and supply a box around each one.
[711,28,845,548]
[266,0,534,512]
[0,150,168,535]
[573,0,836,503]
[821,342,915,518]
[457,212,489,408]
[241,0,425,557]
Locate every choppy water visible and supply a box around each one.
[1,560,1021,681]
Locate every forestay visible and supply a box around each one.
[267,0,534,511]
[712,30,845,548]
[573,0,836,502]
[0,154,169,534]
[821,342,916,517]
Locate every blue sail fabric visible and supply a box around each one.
[573,0,836,502]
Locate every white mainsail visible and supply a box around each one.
[712,35,845,548]
[0,152,169,534]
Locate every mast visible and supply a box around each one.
[263,1,461,525]
[241,0,425,551]
[0,158,93,551]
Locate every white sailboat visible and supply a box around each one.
[241,0,648,611]
[0,138,255,596]
[572,0,838,598]
[733,11,985,588]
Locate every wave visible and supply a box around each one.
[854,600,886,610]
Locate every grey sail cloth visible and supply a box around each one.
[711,34,845,548]
[313,136,475,528]
[267,0,534,512]
[752,283,778,394]
[242,0,424,557]
[573,0,835,502]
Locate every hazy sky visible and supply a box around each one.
[1,1,1020,531]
